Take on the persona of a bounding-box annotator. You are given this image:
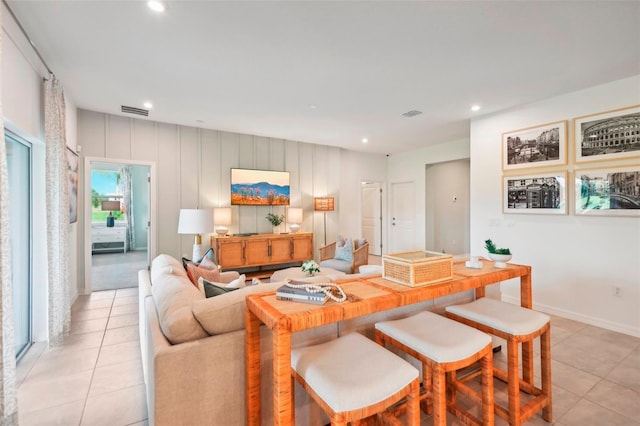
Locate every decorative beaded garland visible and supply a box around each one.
[284,279,348,303]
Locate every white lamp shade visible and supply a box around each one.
[213,207,232,226]
[177,209,213,235]
[287,208,303,224]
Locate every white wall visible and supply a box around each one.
[77,110,387,265]
[470,75,640,337]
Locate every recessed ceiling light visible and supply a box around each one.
[362,138,368,144]
[309,104,317,109]
[143,101,153,109]
[147,1,166,13]
[471,105,481,112]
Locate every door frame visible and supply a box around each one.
[83,156,157,294]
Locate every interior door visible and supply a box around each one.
[361,182,382,255]
[390,181,415,252]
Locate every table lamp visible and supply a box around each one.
[178,208,213,261]
[213,207,232,237]
[101,200,121,227]
[287,207,303,233]
[314,197,334,245]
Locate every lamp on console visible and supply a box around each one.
[314,197,334,245]
[213,207,232,237]
[287,207,303,233]
[101,200,121,228]
[178,208,213,261]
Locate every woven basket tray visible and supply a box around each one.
[382,250,453,287]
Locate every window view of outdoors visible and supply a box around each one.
[91,170,124,222]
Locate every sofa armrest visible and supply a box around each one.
[353,242,369,273]
[318,242,336,261]
[219,271,240,283]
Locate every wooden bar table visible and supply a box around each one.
[245,261,533,425]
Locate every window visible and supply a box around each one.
[91,170,124,223]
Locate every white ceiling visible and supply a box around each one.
[7,1,640,154]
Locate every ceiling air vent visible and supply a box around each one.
[121,105,149,116]
[402,110,422,118]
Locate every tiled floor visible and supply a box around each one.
[16,285,640,425]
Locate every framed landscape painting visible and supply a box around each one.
[574,166,640,216]
[573,105,640,163]
[502,121,567,171]
[503,172,567,215]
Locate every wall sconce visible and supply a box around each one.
[314,197,334,245]
[287,207,303,233]
[101,200,121,228]
[178,208,213,261]
[213,207,232,237]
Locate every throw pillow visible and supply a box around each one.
[355,238,367,250]
[198,256,218,270]
[336,234,346,248]
[226,274,247,289]
[186,262,221,287]
[201,279,239,298]
[334,237,354,263]
[251,278,265,286]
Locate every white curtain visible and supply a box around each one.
[0,6,19,423]
[121,166,135,250]
[45,76,71,346]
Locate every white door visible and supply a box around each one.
[390,181,415,252]
[361,182,382,255]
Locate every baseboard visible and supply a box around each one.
[501,294,640,338]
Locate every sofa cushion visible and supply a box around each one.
[151,254,188,284]
[151,271,208,344]
[192,282,281,335]
[319,258,352,274]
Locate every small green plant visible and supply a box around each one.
[485,239,511,255]
[266,212,285,226]
[301,259,320,275]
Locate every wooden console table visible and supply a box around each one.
[245,260,533,425]
[212,232,313,269]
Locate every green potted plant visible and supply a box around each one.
[266,212,285,233]
[484,239,512,268]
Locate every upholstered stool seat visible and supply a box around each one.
[446,298,552,426]
[375,311,494,426]
[291,332,421,425]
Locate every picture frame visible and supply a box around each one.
[574,166,640,216]
[502,121,567,171]
[66,147,79,224]
[573,105,640,164]
[503,172,567,215]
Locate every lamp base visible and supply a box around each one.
[289,224,300,233]
[215,226,229,237]
[106,216,115,227]
[192,244,203,262]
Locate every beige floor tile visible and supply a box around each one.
[576,325,640,351]
[82,384,147,426]
[102,325,139,346]
[557,398,639,426]
[550,360,601,396]
[16,342,46,387]
[107,313,139,330]
[550,315,589,333]
[128,421,149,426]
[19,399,85,426]
[606,347,640,393]
[548,384,581,421]
[96,340,141,368]
[18,369,92,413]
[584,379,640,421]
[86,290,117,300]
[72,298,114,311]
[25,347,99,382]
[72,307,112,321]
[552,333,633,377]
[50,331,105,353]
[110,303,138,317]
[113,296,137,306]
[116,287,139,298]
[89,359,144,397]
[70,318,109,335]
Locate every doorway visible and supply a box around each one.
[389,181,415,252]
[361,182,382,255]
[84,158,156,293]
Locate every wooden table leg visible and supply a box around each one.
[246,308,261,426]
[273,328,293,425]
[520,271,534,385]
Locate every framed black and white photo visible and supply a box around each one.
[502,121,567,171]
[503,172,567,215]
[574,166,640,216]
[573,105,640,163]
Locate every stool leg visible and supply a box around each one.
[407,378,421,426]
[481,349,495,426]
[432,365,447,426]
[421,363,432,415]
[507,339,521,426]
[541,327,553,422]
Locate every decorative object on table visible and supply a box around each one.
[382,250,453,287]
[465,256,483,269]
[484,239,512,268]
[101,200,120,227]
[573,105,640,164]
[265,212,285,233]
[275,279,347,304]
[314,196,334,245]
[503,172,568,215]
[178,208,213,261]
[213,207,232,236]
[502,120,568,171]
[287,207,303,233]
[574,165,640,216]
[300,259,320,276]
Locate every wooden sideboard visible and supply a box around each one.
[211,232,313,269]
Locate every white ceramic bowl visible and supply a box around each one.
[488,253,512,268]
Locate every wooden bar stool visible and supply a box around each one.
[290,332,421,425]
[375,311,495,426]
[445,297,552,426]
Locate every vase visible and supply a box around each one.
[488,253,512,269]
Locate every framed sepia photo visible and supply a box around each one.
[502,121,567,171]
[573,105,640,163]
[574,166,640,216]
[503,172,567,215]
